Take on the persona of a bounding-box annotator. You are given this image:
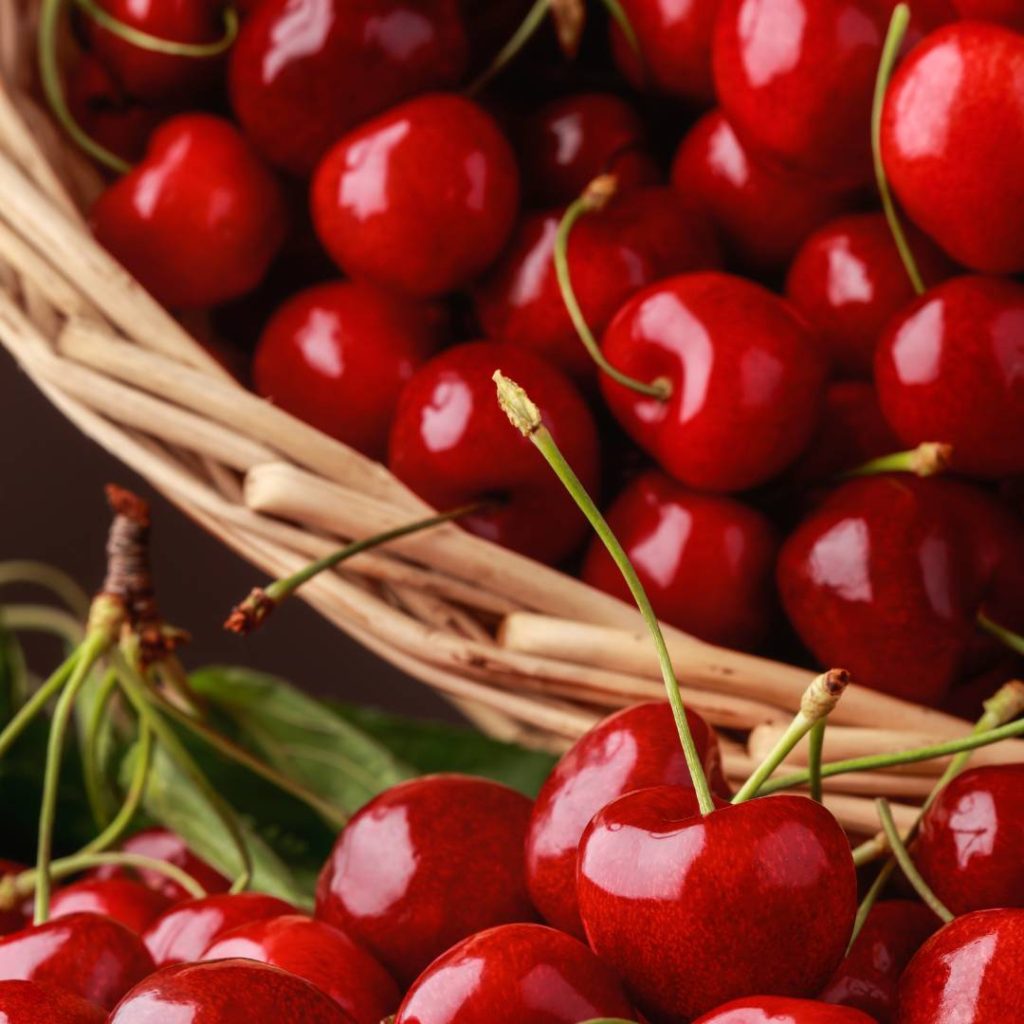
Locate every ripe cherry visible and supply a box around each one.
[0,979,105,1023]
[48,879,172,935]
[692,997,877,1023]
[952,0,1024,28]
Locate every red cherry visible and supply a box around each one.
[577,786,857,1022]
[311,94,519,298]
[315,774,536,986]
[387,341,600,564]
[201,914,399,1024]
[394,922,635,1024]
[473,187,721,378]
[881,22,1024,274]
[0,979,105,1023]
[109,958,356,1022]
[896,909,1024,1023]
[0,913,154,1010]
[692,997,877,1023]
[600,272,826,492]
[91,114,286,309]
[48,879,172,935]
[581,472,779,649]
[786,213,955,379]
[874,276,1024,479]
[229,0,468,175]
[142,892,295,966]
[952,0,1024,28]
[526,701,727,938]
[252,281,440,459]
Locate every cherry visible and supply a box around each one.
[670,110,854,274]
[581,472,779,650]
[0,912,154,1010]
[229,0,468,175]
[311,93,519,298]
[387,341,600,564]
[785,213,955,380]
[874,276,1024,479]
[599,272,826,493]
[880,22,1024,274]
[819,900,939,1023]
[952,0,1024,28]
[473,187,721,378]
[692,997,877,1023]
[201,914,399,1024]
[577,785,857,1022]
[394,922,635,1024]
[142,891,295,966]
[0,979,105,1023]
[525,700,727,938]
[109,958,357,1022]
[896,909,1024,1022]
[48,878,173,935]
[91,114,287,310]
[252,281,440,459]
[315,774,536,986]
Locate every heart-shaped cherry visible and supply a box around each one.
[311,93,519,298]
[692,997,876,1023]
[91,114,287,309]
[953,0,1024,27]
[0,979,105,1023]
[388,341,600,564]
[48,879,172,935]
[394,922,635,1024]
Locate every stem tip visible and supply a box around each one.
[493,370,542,436]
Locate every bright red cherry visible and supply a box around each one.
[91,114,287,310]
[582,472,779,649]
[953,0,1024,28]
[0,979,105,1023]
[311,94,519,298]
[881,22,1024,274]
[578,786,857,1022]
[600,272,826,492]
[394,923,635,1024]
[526,701,727,939]
[388,341,600,564]
[229,0,468,175]
[48,879,172,935]
[473,187,721,378]
[252,281,440,459]
[315,774,536,986]
[692,997,877,1023]
[874,276,1024,479]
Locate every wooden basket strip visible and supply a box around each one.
[821,793,916,838]
[0,221,96,320]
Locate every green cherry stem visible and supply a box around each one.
[842,442,952,480]
[494,370,715,815]
[554,175,671,401]
[466,0,550,96]
[0,605,85,646]
[978,612,1024,656]
[73,0,239,56]
[0,649,79,759]
[82,668,123,828]
[807,719,826,803]
[0,561,91,619]
[876,798,953,923]
[872,3,925,296]
[599,0,641,57]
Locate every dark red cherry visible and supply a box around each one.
[953,0,1024,28]
[387,341,600,564]
[874,275,1024,479]
[311,93,519,298]
[473,187,721,378]
[692,997,877,1023]
[91,114,287,309]
[582,472,779,649]
[394,922,635,1024]
[600,272,826,492]
[0,979,105,1023]
[229,0,468,175]
[49,879,172,935]
[526,701,727,939]
[315,774,536,987]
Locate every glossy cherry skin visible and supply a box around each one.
[670,110,853,274]
[201,914,399,1024]
[91,114,286,310]
[229,0,468,175]
[109,958,357,1023]
[473,188,721,378]
[388,341,600,565]
[582,473,778,649]
[881,23,1024,274]
[48,879,172,935]
[874,275,1024,478]
[252,281,439,459]
[142,892,295,966]
[394,922,634,1024]
[316,774,536,986]
[0,979,105,1023]
[578,786,857,1022]
[312,94,519,298]
[600,272,826,493]
[692,997,877,1023]
[819,900,939,1023]
[0,913,154,1010]
[897,909,1024,1022]
[953,0,1024,28]
[786,213,955,379]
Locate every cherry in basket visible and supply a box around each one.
[0,979,105,1024]
[48,878,172,935]
[692,997,877,1023]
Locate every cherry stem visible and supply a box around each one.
[494,371,715,814]
[82,668,122,828]
[73,0,239,56]
[554,176,671,401]
[732,669,850,804]
[599,0,641,57]
[842,442,951,480]
[978,612,1024,656]
[872,3,925,296]
[466,0,550,96]
[0,649,79,760]
[876,798,953,922]
[807,719,826,803]
[0,561,91,620]
[0,604,85,646]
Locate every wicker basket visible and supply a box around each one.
[0,0,1016,836]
